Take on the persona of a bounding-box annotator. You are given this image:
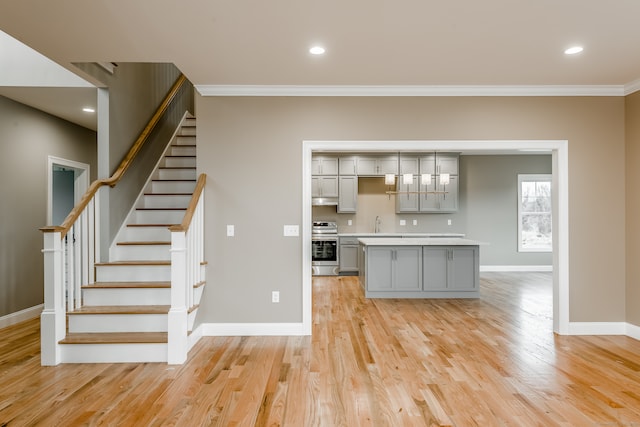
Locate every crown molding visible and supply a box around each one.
[196,84,627,97]
[624,78,640,95]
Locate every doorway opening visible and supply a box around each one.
[302,140,569,336]
[47,156,90,226]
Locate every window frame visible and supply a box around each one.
[517,174,552,253]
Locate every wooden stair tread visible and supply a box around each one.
[116,241,170,246]
[152,179,196,182]
[170,144,196,148]
[95,260,170,266]
[135,207,186,211]
[127,223,178,227]
[60,332,168,344]
[82,281,171,289]
[68,305,170,315]
[143,192,193,196]
[164,155,196,158]
[158,166,196,170]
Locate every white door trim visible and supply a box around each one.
[301,140,569,335]
[47,156,91,225]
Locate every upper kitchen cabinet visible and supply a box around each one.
[312,176,339,198]
[419,153,459,175]
[312,156,339,175]
[339,156,357,175]
[338,176,358,213]
[356,155,399,176]
[397,153,459,213]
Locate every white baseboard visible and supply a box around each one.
[0,304,43,329]
[200,322,308,337]
[626,322,640,340]
[568,322,627,335]
[480,265,553,272]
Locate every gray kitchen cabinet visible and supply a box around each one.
[419,153,459,175]
[356,155,399,176]
[338,176,358,213]
[339,156,357,175]
[311,176,339,198]
[339,236,359,273]
[312,156,339,175]
[366,246,422,291]
[395,175,419,213]
[419,175,458,212]
[422,246,478,291]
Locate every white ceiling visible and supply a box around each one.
[1,0,640,129]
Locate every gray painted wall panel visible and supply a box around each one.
[0,96,96,318]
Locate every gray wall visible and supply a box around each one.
[73,62,184,245]
[196,95,625,325]
[314,154,552,266]
[0,95,96,318]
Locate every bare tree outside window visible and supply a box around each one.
[518,174,552,252]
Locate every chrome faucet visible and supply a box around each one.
[374,216,382,233]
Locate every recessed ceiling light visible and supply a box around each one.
[82,107,95,113]
[564,46,583,55]
[309,46,325,55]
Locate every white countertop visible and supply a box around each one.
[358,237,486,246]
[339,232,465,238]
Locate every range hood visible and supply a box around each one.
[312,197,338,206]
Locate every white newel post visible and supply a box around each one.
[41,231,66,366]
[169,231,188,364]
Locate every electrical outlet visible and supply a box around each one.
[413,219,418,226]
[283,225,299,236]
[447,219,452,226]
[348,219,353,226]
[399,219,406,226]
[272,291,280,303]
[227,225,235,236]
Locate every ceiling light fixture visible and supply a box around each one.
[309,46,325,55]
[564,46,583,55]
[82,107,95,113]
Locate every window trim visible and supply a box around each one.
[518,174,552,253]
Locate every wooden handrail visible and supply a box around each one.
[170,174,206,233]
[41,74,188,239]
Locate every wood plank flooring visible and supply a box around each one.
[3,272,640,426]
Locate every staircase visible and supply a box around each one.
[56,116,204,363]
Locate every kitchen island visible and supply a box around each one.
[358,237,483,298]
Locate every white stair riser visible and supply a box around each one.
[149,180,196,194]
[156,168,196,180]
[169,145,196,156]
[178,127,196,136]
[111,244,171,261]
[69,314,168,333]
[124,226,172,241]
[163,157,196,168]
[139,194,191,209]
[96,265,171,282]
[83,288,171,306]
[60,343,167,363]
[134,209,185,224]
[184,118,196,127]
[174,135,196,145]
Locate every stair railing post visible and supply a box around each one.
[41,230,65,366]
[169,230,188,364]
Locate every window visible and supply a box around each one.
[518,174,552,252]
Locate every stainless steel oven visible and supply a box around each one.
[312,221,339,276]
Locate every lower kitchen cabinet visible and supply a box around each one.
[366,246,422,292]
[361,242,480,298]
[423,246,478,291]
[339,238,359,273]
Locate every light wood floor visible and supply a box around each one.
[2,273,640,426]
